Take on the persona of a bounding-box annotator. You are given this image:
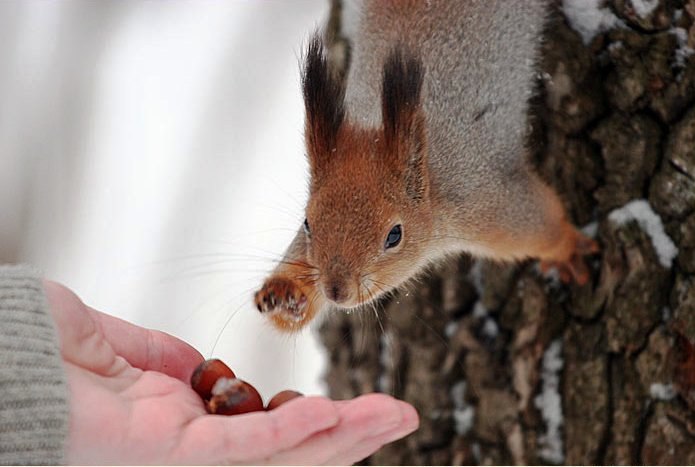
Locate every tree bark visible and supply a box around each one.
[319,0,695,464]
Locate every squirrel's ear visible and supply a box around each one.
[302,33,345,179]
[381,48,428,201]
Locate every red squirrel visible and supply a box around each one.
[254,0,597,332]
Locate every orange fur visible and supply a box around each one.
[254,15,597,331]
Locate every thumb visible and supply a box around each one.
[91,308,204,382]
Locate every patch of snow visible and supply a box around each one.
[672,26,688,43]
[630,0,658,18]
[453,407,475,436]
[471,443,482,463]
[445,321,459,337]
[451,380,475,435]
[377,332,394,392]
[608,40,624,53]
[482,318,499,338]
[662,306,672,322]
[451,380,467,406]
[650,383,676,400]
[671,27,694,68]
[377,374,390,392]
[608,199,678,268]
[535,339,565,464]
[562,0,624,44]
[472,300,487,319]
[536,261,562,287]
[469,260,484,295]
[379,332,393,368]
[582,221,599,238]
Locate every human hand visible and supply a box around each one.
[44,280,419,464]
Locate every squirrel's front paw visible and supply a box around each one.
[254,277,309,323]
[539,233,599,285]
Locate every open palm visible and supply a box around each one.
[44,280,418,465]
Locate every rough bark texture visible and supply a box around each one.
[319,0,695,464]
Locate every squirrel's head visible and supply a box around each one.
[300,35,432,308]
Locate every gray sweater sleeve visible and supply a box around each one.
[0,264,69,465]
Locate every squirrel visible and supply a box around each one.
[254,0,598,332]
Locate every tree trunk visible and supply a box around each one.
[318,0,695,464]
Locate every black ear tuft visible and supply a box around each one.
[302,33,345,162]
[382,47,428,202]
[381,46,424,142]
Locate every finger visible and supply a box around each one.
[44,280,203,381]
[172,396,340,464]
[90,307,204,381]
[44,280,123,374]
[324,401,419,465]
[266,393,417,465]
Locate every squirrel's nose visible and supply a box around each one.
[324,280,349,304]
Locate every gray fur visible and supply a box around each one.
[344,0,551,253]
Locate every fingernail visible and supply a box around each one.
[369,401,418,437]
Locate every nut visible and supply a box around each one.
[208,377,264,415]
[190,359,236,401]
[266,390,303,410]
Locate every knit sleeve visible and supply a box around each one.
[0,264,69,465]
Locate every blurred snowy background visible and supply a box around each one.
[0,0,329,397]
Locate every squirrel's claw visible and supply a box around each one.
[254,277,309,322]
[576,234,600,255]
[539,234,599,286]
[539,255,588,285]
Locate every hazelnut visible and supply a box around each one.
[190,359,236,401]
[266,390,303,410]
[208,377,264,415]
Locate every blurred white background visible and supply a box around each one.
[0,0,330,397]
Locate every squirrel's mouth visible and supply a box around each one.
[323,294,360,310]
[330,300,363,311]
[324,281,391,311]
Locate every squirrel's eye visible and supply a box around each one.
[384,224,402,249]
[303,218,311,236]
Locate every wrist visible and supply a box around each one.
[0,264,70,465]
